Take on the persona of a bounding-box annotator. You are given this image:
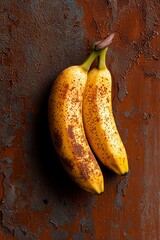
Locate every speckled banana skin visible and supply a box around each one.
[48,66,104,194]
[83,68,129,175]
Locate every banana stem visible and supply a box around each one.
[81,33,114,71]
[98,47,108,70]
[81,50,99,71]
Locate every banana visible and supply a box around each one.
[83,47,129,175]
[48,50,104,194]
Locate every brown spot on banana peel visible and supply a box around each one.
[79,161,90,181]
[62,83,69,99]
[79,157,102,181]
[68,125,74,139]
[72,143,85,158]
[68,126,86,157]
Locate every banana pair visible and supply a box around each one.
[48,37,129,194]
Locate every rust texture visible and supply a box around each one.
[0,0,160,239]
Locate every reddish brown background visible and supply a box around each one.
[0,0,160,239]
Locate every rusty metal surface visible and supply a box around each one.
[0,0,160,239]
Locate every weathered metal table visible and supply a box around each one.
[0,1,160,239]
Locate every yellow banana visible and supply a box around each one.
[48,51,104,194]
[83,47,129,175]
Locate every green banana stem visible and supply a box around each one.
[98,47,108,70]
[81,50,100,71]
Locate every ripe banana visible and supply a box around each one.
[83,47,129,175]
[48,50,104,194]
